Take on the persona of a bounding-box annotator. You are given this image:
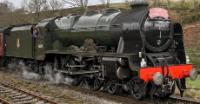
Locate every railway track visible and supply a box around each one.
[1,70,200,104]
[167,95,200,104]
[0,82,58,104]
[0,81,200,104]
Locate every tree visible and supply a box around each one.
[0,0,15,25]
[193,0,200,10]
[63,0,88,9]
[0,0,14,15]
[49,0,64,11]
[24,0,48,21]
[153,0,160,6]
[166,0,171,9]
[106,0,110,7]
[99,0,110,7]
[28,0,48,12]
[180,0,186,9]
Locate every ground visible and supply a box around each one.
[0,69,148,104]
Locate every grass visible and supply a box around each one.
[187,76,200,89]
[185,48,200,89]
[186,48,200,68]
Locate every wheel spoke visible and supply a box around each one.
[94,79,100,89]
[79,78,89,89]
[129,78,146,100]
[94,79,97,88]
[80,78,103,91]
[92,78,102,91]
[107,84,118,95]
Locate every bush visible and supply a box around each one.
[181,13,200,24]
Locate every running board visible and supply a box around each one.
[55,70,100,75]
[65,65,86,68]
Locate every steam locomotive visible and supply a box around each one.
[0,1,198,100]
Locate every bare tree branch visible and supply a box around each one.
[23,0,48,21]
[99,0,110,7]
[0,0,15,15]
[49,0,64,11]
[63,0,88,9]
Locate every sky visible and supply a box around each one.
[1,0,124,9]
[0,0,23,8]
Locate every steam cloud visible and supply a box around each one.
[7,61,77,85]
[19,61,41,81]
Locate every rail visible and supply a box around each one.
[0,82,58,104]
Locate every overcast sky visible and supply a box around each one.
[0,0,22,8]
[2,0,123,8]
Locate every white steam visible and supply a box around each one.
[64,77,74,85]
[43,64,66,84]
[54,72,64,84]
[7,62,18,70]
[7,61,75,85]
[44,64,54,82]
[18,61,41,80]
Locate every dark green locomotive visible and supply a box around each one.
[37,9,122,58]
[1,2,197,100]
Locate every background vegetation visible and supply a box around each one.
[0,0,200,27]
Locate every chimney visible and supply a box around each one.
[129,0,149,9]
